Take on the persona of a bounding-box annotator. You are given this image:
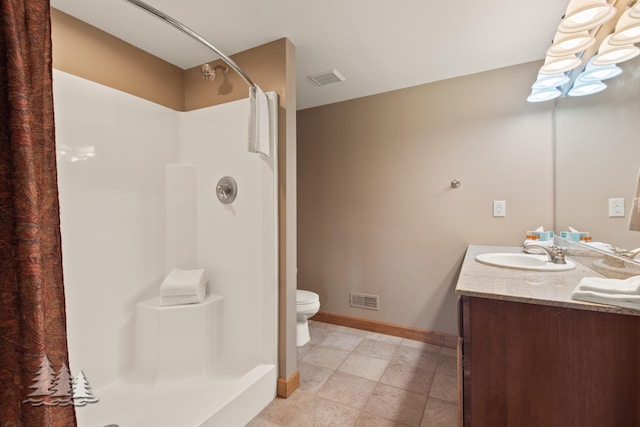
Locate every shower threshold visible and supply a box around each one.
[75,364,276,427]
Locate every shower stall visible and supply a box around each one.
[53,17,279,425]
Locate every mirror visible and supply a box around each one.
[555,59,640,255]
[556,236,640,279]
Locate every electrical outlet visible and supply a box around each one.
[493,200,506,217]
[609,198,625,217]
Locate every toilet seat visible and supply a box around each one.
[296,290,319,305]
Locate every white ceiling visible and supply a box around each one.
[50,0,568,110]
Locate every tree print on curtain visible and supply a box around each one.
[0,0,77,425]
[22,355,99,407]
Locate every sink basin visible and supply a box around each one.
[475,252,576,272]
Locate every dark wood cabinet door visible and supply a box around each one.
[460,296,640,427]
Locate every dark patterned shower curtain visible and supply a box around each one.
[0,0,77,425]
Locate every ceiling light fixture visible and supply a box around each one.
[609,9,640,45]
[527,0,639,102]
[568,78,607,96]
[547,31,595,56]
[578,57,623,81]
[539,54,582,74]
[558,0,616,32]
[592,34,640,65]
[532,73,571,89]
[527,87,562,103]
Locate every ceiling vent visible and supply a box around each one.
[307,69,346,86]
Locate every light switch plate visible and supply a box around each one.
[493,200,506,217]
[609,198,625,217]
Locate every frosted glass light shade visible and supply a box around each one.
[568,79,607,96]
[558,0,616,32]
[527,87,562,103]
[592,35,640,66]
[539,54,582,74]
[547,31,595,56]
[609,10,640,46]
[579,58,622,81]
[532,73,570,89]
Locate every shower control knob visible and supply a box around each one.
[216,176,237,204]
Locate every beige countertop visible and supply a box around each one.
[456,245,640,317]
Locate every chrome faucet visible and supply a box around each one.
[615,247,640,259]
[523,242,567,264]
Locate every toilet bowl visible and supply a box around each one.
[296,290,320,347]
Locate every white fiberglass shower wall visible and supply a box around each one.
[53,70,278,426]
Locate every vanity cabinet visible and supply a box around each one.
[458,295,640,427]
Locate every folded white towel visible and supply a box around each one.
[160,268,207,297]
[248,85,270,157]
[571,289,640,310]
[572,275,640,310]
[576,275,640,295]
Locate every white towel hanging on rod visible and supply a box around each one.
[248,85,270,157]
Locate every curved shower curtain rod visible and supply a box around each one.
[123,0,256,90]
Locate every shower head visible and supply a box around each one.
[200,63,229,82]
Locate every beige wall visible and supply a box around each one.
[51,9,185,110]
[555,59,640,251]
[51,9,298,379]
[297,61,554,335]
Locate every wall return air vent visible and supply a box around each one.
[307,69,346,86]
[349,292,379,311]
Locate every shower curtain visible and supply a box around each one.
[0,0,77,425]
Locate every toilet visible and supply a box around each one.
[296,290,320,347]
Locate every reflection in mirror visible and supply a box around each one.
[555,58,640,255]
[557,236,640,279]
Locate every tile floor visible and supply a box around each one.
[247,320,459,426]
